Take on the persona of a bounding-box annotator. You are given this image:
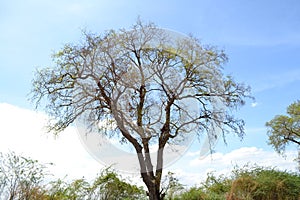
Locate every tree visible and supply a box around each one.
[45,167,146,200]
[31,20,250,200]
[87,168,146,199]
[0,151,50,200]
[46,178,90,200]
[266,100,300,170]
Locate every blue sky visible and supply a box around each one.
[1,0,300,185]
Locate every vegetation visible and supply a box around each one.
[1,152,299,199]
[30,19,250,199]
[45,169,146,200]
[0,151,51,200]
[266,100,300,170]
[0,152,146,200]
[227,165,300,200]
[174,165,300,200]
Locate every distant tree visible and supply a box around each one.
[0,151,50,200]
[46,177,90,200]
[31,20,250,199]
[266,100,300,170]
[46,168,146,200]
[87,168,146,199]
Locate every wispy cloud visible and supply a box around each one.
[252,69,300,93]
[220,32,300,47]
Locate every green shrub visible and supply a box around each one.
[227,165,300,200]
[173,165,300,200]
[174,187,206,200]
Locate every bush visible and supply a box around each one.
[173,187,206,200]
[173,165,300,200]
[227,165,300,200]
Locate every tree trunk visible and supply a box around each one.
[147,183,161,200]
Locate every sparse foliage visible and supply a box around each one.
[0,151,50,200]
[161,172,184,199]
[31,20,250,199]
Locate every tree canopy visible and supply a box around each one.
[31,20,251,199]
[266,100,300,170]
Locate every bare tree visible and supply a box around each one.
[31,20,250,200]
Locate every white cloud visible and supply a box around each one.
[174,147,298,186]
[251,102,258,107]
[253,69,300,93]
[0,103,102,181]
[189,147,297,170]
[0,103,298,187]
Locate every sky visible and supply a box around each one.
[1,0,300,186]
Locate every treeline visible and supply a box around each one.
[1,152,300,200]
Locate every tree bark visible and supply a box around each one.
[136,149,165,200]
[147,185,161,200]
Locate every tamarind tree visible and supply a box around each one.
[31,20,250,200]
